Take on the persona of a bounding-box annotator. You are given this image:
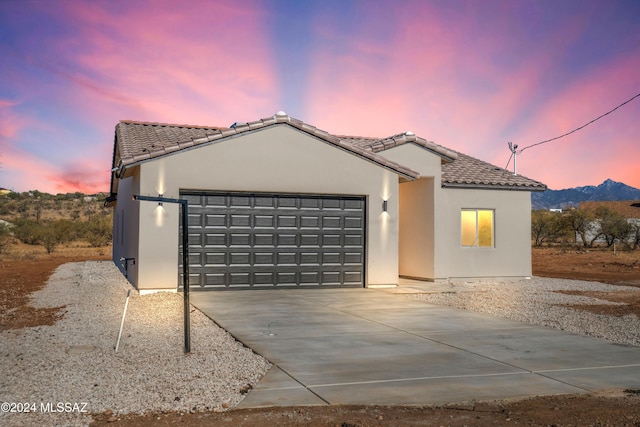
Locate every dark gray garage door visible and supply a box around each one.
[180,191,366,290]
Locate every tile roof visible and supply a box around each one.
[441,150,546,190]
[114,113,420,180]
[340,131,545,191]
[112,112,546,191]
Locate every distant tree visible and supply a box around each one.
[594,206,632,248]
[531,210,566,246]
[565,209,598,247]
[629,222,640,250]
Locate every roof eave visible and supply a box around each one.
[442,182,548,192]
[114,119,421,181]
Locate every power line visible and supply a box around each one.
[505,91,640,171]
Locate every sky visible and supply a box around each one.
[1,0,639,194]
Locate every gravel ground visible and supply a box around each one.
[406,277,640,347]
[0,261,271,427]
[3,263,639,426]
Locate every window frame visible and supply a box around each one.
[460,209,495,248]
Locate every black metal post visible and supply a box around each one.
[132,194,191,353]
[181,200,190,353]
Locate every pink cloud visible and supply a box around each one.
[302,2,640,190]
[503,52,640,189]
[0,99,29,140]
[46,160,111,194]
[42,0,280,127]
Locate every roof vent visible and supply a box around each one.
[405,131,414,136]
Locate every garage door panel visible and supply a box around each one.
[345,252,364,264]
[344,216,363,229]
[276,197,298,209]
[229,233,251,246]
[255,215,275,228]
[206,214,226,228]
[277,234,297,247]
[321,199,341,210]
[254,196,275,208]
[254,233,276,247]
[300,198,321,209]
[322,252,341,265]
[344,271,363,284]
[205,233,226,247]
[230,272,251,285]
[205,252,226,266]
[322,234,342,247]
[188,233,204,246]
[254,252,276,265]
[345,234,364,247]
[181,192,365,290]
[188,213,204,227]
[230,196,251,208]
[230,214,251,228]
[300,252,320,265]
[300,234,320,247]
[300,216,319,228]
[205,195,226,206]
[344,199,364,210]
[277,215,297,228]
[276,252,297,265]
[229,252,251,266]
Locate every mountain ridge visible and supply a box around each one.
[532,179,640,210]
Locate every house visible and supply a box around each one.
[107,112,546,292]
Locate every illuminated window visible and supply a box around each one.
[461,209,494,247]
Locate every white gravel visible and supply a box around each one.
[406,277,640,347]
[0,261,271,426]
[3,262,639,426]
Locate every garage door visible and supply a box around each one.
[180,191,366,290]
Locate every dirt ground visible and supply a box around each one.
[2,244,640,426]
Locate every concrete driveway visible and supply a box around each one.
[190,284,640,408]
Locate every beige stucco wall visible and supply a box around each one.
[435,188,533,279]
[398,178,434,278]
[131,125,400,290]
[112,175,140,285]
[379,143,533,281]
[378,144,441,279]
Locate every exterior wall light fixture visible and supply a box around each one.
[132,194,191,353]
[383,200,388,212]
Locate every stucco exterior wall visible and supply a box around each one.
[378,144,441,280]
[111,175,140,285]
[379,143,533,281]
[132,125,400,290]
[398,178,434,278]
[435,188,533,279]
[381,144,444,280]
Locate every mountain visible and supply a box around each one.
[531,179,640,210]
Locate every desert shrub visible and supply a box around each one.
[0,222,12,254]
[531,210,567,246]
[11,218,78,253]
[84,215,112,247]
[12,218,43,245]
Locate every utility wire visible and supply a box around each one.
[505,91,640,170]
